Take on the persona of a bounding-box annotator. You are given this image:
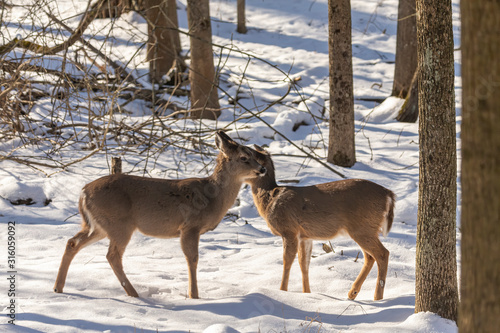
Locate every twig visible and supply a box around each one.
[0,155,59,169]
[45,10,140,86]
[0,0,106,56]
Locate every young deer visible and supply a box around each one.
[247,145,395,300]
[53,131,266,298]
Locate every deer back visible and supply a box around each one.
[81,174,190,238]
[254,179,394,241]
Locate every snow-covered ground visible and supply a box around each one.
[1,0,461,331]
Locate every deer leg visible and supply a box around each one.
[106,238,138,297]
[54,228,105,293]
[370,239,390,300]
[280,234,298,291]
[181,229,201,299]
[298,238,313,293]
[348,250,375,300]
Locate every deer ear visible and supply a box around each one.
[253,144,269,155]
[216,131,238,156]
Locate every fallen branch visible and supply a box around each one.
[0,155,60,169]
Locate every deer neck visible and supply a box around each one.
[250,171,278,216]
[208,155,245,207]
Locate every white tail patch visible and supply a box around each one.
[80,190,97,236]
[380,196,393,237]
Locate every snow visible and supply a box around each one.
[1,0,461,332]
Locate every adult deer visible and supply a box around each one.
[53,131,266,298]
[247,145,395,300]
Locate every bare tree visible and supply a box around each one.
[186,0,221,119]
[459,0,500,331]
[145,0,182,84]
[327,0,355,167]
[414,0,458,322]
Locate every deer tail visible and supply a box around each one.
[382,191,395,237]
[79,188,97,235]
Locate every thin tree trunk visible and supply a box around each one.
[459,0,500,331]
[327,0,355,167]
[146,0,182,83]
[186,0,220,119]
[392,0,417,98]
[414,0,458,322]
[237,0,247,34]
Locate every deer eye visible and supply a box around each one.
[240,156,249,162]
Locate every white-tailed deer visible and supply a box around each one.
[53,131,266,298]
[247,145,395,300]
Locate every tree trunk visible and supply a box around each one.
[392,0,417,98]
[237,0,247,34]
[96,0,144,18]
[396,68,418,122]
[186,0,220,119]
[393,0,418,124]
[414,0,458,322]
[327,0,355,167]
[96,0,124,18]
[459,0,500,331]
[146,0,182,84]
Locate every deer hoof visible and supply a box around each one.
[348,290,358,300]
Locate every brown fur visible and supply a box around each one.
[53,131,266,298]
[247,146,395,300]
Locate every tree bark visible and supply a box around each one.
[96,0,123,18]
[459,0,500,331]
[396,68,418,122]
[111,157,122,174]
[327,0,355,167]
[96,0,127,18]
[95,0,144,18]
[146,0,182,83]
[392,0,417,98]
[414,0,458,322]
[186,0,220,119]
[237,0,247,34]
